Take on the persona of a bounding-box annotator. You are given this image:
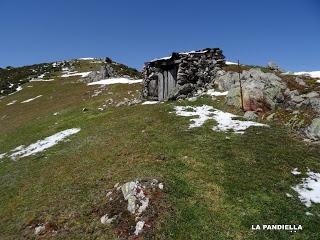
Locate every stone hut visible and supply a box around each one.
[143,48,225,100]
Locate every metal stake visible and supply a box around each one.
[238,60,244,111]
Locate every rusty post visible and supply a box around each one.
[238,60,244,111]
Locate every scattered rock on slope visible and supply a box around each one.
[267,61,284,72]
[93,179,165,239]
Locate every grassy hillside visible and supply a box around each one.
[0,58,142,96]
[0,62,320,239]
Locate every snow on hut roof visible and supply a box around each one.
[149,49,210,63]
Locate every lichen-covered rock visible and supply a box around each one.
[214,71,238,91]
[225,68,286,112]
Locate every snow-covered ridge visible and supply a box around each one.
[78,57,95,60]
[284,71,320,79]
[0,128,81,160]
[88,78,143,86]
[225,61,238,65]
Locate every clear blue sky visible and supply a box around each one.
[0,0,319,71]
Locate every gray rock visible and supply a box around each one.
[267,61,283,72]
[291,95,304,103]
[168,84,194,100]
[121,181,138,214]
[243,111,258,120]
[84,64,115,83]
[301,91,319,99]
[305,118,320,140]
[225,68,286,112]
[35,225,45,235]
[294,77,307,87]
[214,71,238,91]
[308,98,320,113]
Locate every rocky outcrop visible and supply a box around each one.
[222,68,286,112]
[85,64,115,83]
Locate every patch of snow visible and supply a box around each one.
[151,56,172,62]
[175,105,213,128]
[8,86,23,96]
[292,168,301,175]
[21,95,42,103]
[37,73,45,79]
[78,57,95,60]
[88,78,143,86]
[61,71,92,78]
[6,100,17,106]
[225,61,238,65]
[292,169,320,207]
[53,112,59,116]
[180,50,208,55]
[317,80,320,84]
[30,79,54,82]
[206,89,228,96]
[285,71,320,79]
[174,105,268,134]
[142,101,159,105]
[0,153,6,159]
[9,128,81,160]
[134,221,145,235]
[158,183,164,190]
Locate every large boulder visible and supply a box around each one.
[225,68,286,112]
[305,118,320,140]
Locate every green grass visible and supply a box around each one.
[0,73,320,239]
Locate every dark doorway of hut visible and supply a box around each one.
[157,66,178,101]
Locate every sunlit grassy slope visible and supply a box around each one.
[0,61,320,239]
